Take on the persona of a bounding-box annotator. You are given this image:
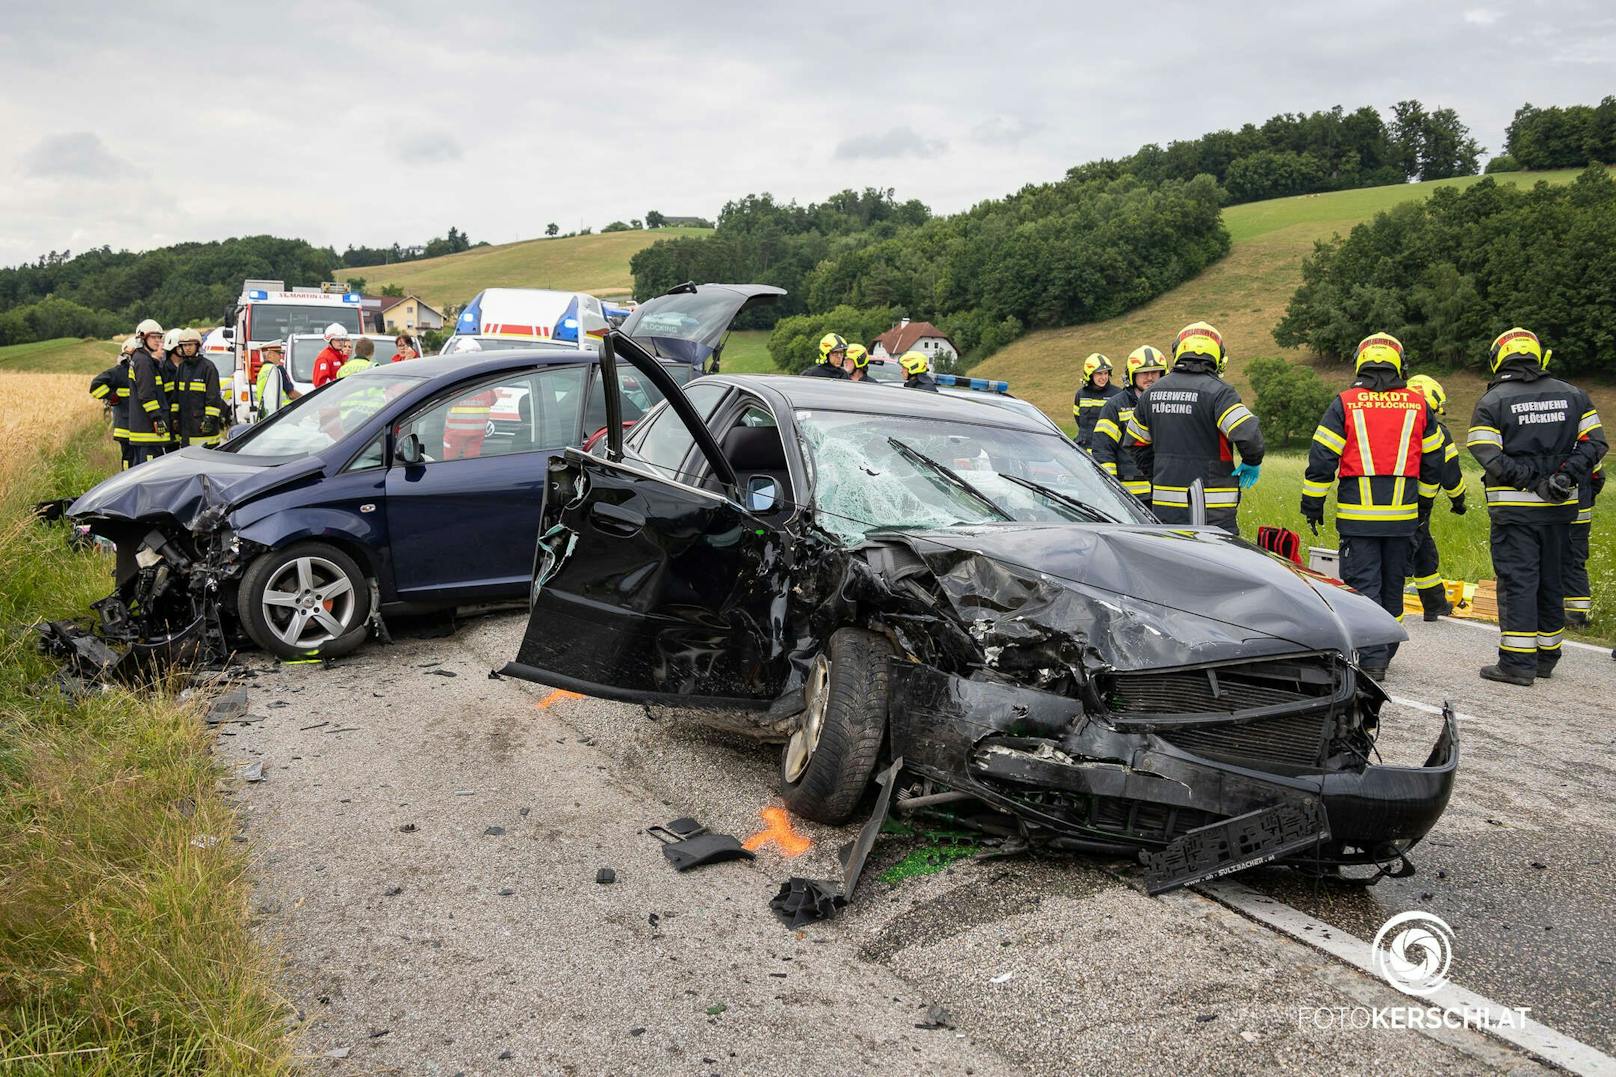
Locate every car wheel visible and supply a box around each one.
[779,628,891,824]
[238,542,373,660]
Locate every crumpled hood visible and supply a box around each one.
[901,523,1404,670]
[69,449,325,532]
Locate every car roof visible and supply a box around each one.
[710,374,1054,432]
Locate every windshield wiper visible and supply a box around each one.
[886,437,1013,522]
[998,473,1119,523]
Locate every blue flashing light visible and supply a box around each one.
[247,289,268,300]
[458,291,484,330]
[553,296,581,343]
[343,292,361,303]
[935,374,1010,393]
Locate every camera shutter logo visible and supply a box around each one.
[1371,911,1455,996]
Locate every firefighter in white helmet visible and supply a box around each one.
[125,318,171,463]
[312,323,351,388]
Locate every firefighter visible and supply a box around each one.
[159,328,185,451]
[801,333,850,379]
[1565,460,1601,627]
[1301,334,1445,677]
[899,350,938,392]
[337,335,376,377]
[1467,327,1606,685]
[169,328,226,446]
[1091,345,1166,502]
[845,343,872,382]
[90,336,137,469]
[1073,353,1122,450]
[1127,321,1262,534]
[1404,374,1469,620]
[253,339,299,415]
[311,323,351,388]
[125,319,171,464]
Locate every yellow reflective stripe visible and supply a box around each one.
[1537,630,1563,650]
[204,407,222,417]
[90,384,109,399]
[1418,481,1440,498]
[1152,489,1189,506]
[1072,404,1081,418]
[1217,403,1253,436]
[1126,417,1151,444]
[1565,597,1592,611]
[1337,505,1418,520]
[1094,418,1121,441]
[1574,508,1593,524]
[1412,572,1442,588]
[1100,461,1118,475]
[1351,408,1376,475]
[1393,409,1419,473]
[1499,632,1536,653]
[1203,490,1241,507]
[1485,487,1576,507]
[1420,428,1442,453]
[1442,441,1458,462]
[141,400,160,412]
[126,431,169,443]
[1301,478,1331,498]
[1312,425,1346,453]
[1467,427,1503,447]
[1446,476,1468,497]
[1121,480,1150,496]
[1079,398,1108,408]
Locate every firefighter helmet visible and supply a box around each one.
[817,332,847,364]
[1488,327,1548,373]
[136,318,164,338]
[162,328,182,353]
[176,327,203,347]
[1124,345,1167,386]
[1081,353,1112,386]
[1354,332,1405,375]
[323,323,351,342]
[120,335,139,355]
[899,350,930,377]
[1173,321,1227,372]
[845,342,869,369]
[1406,374,1446,414]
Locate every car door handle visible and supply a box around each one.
[590,501,645,534]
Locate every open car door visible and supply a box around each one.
[501,332,794,706]
[619,282,786,373]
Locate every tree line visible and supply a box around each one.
[1488,98,1616,173]
[1275,165,1616,377]
[338,226,483,268]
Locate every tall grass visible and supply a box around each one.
[0,420,292,1074]
[1238,453,1613,641]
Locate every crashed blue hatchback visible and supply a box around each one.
[502,333,1460,894]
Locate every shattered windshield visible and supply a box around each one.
[224,370,424,456]
[796,411,1149,543]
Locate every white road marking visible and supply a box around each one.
[1197,879,1616,1075]
[1386,694,1488,726]
[1434,615,1611,655]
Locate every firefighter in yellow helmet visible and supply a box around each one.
[1403,374,1468,620]
[844,342,871,382]
[899,350,937,392]
[802,332,850,379]
[1301,334,1445,679]
[1126,322,1263,534]
[1467,328,1606,685]
[1072,353,1122,450]
[1090,345,1166,501]
[169,327,228,446]
[90,337,138,469]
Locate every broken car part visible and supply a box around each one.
[771,758,901,928]
[647,817,756,872]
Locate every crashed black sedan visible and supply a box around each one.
[504,336,1459,892]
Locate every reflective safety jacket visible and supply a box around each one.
[1576,461,1603,527]
[1126,357,1263,527]
[89,359,132,443]
[1073,382,1122,450]
[336,356,374,378]
[1090,386,1149,498]
[1432,421,1467,505]
[125,346,170,444]
[1466,366,1606,525]
[1302,376,1443,537]
[171,354,226,446]
[255,362,294,415]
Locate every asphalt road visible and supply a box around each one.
[220,610,1610,1075]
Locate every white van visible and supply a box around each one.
[439,288,610,355]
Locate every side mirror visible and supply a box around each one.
[397,432,425,466]
[220,327,234,341]
[746,476,780,514]
[225,423,249,442]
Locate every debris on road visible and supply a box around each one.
[771,759,901,928]
[989,972,1014,984]
[596,867,616,884]
[205,687,249,724]
[239,760,265,782]
[484,825,506,836]
[648,817,755,872]
[916,1005,953,1030]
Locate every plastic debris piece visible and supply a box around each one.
[205,687,249,724]
[240,761,265,782]
[916,1004,952,1030]
[662,833,756,871]
[596,867,616,884]
[484,826,506,837]
[990,972,1013,984]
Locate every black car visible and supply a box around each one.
[503,334,1459,893]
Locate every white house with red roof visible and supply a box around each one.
[870,318,958,364]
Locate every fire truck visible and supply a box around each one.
[223,280,368,423]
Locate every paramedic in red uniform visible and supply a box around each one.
[311,323,351,388]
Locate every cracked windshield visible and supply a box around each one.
[796,410,1148,542]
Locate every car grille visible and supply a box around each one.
[1157,711,1330,768]
[1107,669,1311,714]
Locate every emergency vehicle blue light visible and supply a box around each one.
[458,292,483,330]
[343,293,361,303]
[248,290,268,300]
[934,374,1010,393]
[553,297,581,343]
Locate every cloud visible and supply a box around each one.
[1463,8,1502,24]
[19,132,126,180]
[834,126,947,160]
[971,116,1046,146]
[392,132,464,164]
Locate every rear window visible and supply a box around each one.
[248,304,361,343]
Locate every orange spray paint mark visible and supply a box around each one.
[534,689,586,710]
[742,805,812,858]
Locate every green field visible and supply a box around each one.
[717,330,774,373]
[0,337,118,376]
[975,168,1609,442]
[346,226,713,310]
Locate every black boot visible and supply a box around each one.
[1423,600,1454,622]
[1480,664,1534,686]
[1537,657,1559,679]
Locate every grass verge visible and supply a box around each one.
[0,338,120,376]
[0,425,292,1074]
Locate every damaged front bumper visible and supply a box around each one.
[886,660,1458,893]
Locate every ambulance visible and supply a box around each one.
[223,280,367,423]
[439,288,610,356]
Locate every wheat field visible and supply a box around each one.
[0,372,105,499]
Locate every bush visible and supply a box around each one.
[0,296,123,347]
[1484,154,1522,173]
[601,221,633,233]
[1247,356,1337,449]
[766,306,900,373]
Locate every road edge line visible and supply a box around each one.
[1193,879,1616,1075]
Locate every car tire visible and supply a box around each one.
[779,628,891,824]
[238,542,373,660]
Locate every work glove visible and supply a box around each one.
[201,416,220,435]
[1300,499,1325,528]
[1233,462,1261,490]
[1535,471,1576,503]
[1450,494,1467,515]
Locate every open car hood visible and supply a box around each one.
[899,523,1405,671]
[69,449,326,532]
[620,283,786,369]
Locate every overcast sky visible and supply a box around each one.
[1,0,1612,266]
